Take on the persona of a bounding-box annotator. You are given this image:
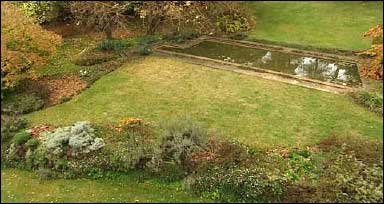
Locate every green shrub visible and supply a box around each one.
[159,118,208,166]
[6,122,107,176]
[96,39,132,51]
[13,130,31,145]
[106,118,156,172]
[26,138,39,149]
[17,1,66,24]
[189,166,285,203]
[163,32,198,44]
[350,91,383,115]
[1,114,27,144]
[284,151,321,183]
[311,152,383,203]
[216,13,251,33]
[137,35,162,46]
[65,151,112,178]
[138,46,152,56]
[1,92,44,114]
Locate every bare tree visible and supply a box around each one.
[69,1,129,39]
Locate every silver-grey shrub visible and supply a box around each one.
[40,121,104,156]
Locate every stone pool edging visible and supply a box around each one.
[153,37,363,94]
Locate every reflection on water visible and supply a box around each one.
[163,41,362,86]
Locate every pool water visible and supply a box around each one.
[163,41,362,87]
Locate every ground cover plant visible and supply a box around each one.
[1,1,383,203]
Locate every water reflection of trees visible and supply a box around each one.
[292,57,349,83]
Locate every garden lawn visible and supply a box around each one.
[26,56,383,149]
[1,168,207,203]
[246,1,383,51]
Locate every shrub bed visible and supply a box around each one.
[2,117,382,203]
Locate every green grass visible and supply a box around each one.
[1,168,207,203]
[38,38,98,77]
[246,1,383,51]
[25,56,383,149]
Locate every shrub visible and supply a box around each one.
[284,150,321,183]
[159,118,208,168]
[13,130,31,145]
[1,92,44,114]
[211,2,253,34]
[1,114,27,144]
[216,13,251,33]
[5,121,107,176]
[311,152,383,203]
[350,91,383,115]
[188,138,254,172]
[65,151,112,178]
[107,118,156,172]
[188,166,286,203]
[1,2,62,91]
[137,35,162,46]
[163,32,199,44]
[17,1,67,24]
[138,46,152,56]
[26,138,39,150]
[96,39,134,51]
[40,121,105,157]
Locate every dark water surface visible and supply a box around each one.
[163,41,362,87]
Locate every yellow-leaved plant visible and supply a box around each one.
[1,2,62,93]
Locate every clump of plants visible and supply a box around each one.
[1,92,44,114]
[350,91,383,115]
[146,118,209,178]
[1,114,27,144]
[137,46,152,56]
[216,12,251,33]
[39,121,105,156]
[312,151,383,203]
[96,39,136,51]
[188,165,286,203]
[17,1,67,24]
[106,117,157,172]
[4,121,106,175]
[163,32,199,44]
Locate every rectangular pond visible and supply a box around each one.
[161,40,362,87]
